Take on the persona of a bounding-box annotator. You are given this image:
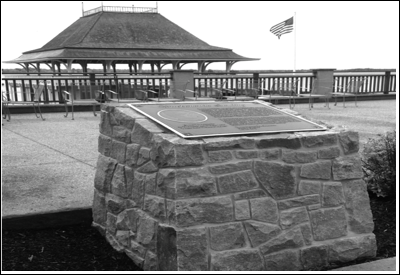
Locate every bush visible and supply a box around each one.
[362,130,396,198]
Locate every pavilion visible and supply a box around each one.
[4,5,259,74]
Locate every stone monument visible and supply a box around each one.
[92,103,376,271]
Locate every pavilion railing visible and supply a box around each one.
[83,6,157,17]
[2,70,396,103]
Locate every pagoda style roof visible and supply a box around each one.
[4,6,258,72]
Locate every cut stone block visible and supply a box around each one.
[209,223,246,251]
[212,250,264,271]
[309,206,347,241]
[254,161,297,199]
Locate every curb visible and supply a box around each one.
[2,208,93,230]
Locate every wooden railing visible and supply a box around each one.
[2,70,396,103]
[333,73,396,93]
[2,74,170,103]
[83,5,157,17]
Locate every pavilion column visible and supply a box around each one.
[226,61,236,73]
[56,63,61,76]
[128,62,133,75]
[138,61,145,73]
[103,60,113,74]
[36,63,41,76]
[198,61,206,73]
[79,61,88,75]
[172,61,180,70]
[66,60,74,73]
[154,62,161,73]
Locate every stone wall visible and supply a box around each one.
[92,104,376,271]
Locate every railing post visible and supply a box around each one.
[89,73,96,99]
[253,72,259,89]
[383,71,391,94]
[170,70,195,98]
[311,68,336,99]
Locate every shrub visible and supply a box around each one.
[362,130,396,198]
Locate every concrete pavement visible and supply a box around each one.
[2,112,98,219]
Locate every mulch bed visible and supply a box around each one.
[2,195,396,271]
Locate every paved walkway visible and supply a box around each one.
[1,100,397,272]
[2,112,99,218]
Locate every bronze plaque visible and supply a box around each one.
[128,101,327,138]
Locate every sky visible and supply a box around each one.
[1,1,399,71]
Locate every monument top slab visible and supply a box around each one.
[128,101,327,138]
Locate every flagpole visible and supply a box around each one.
[294,12,296,74]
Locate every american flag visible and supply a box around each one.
[270,17,294,39]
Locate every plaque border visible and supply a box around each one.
[128,100,328,138]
